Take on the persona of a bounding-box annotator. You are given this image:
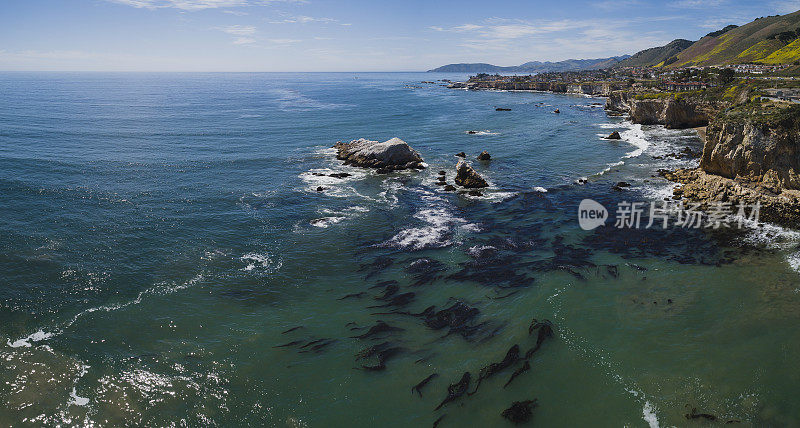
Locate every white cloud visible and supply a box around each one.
[218,25,257,35]
[216,25,257,45]
[106,0,302,11]
[268,15,346,25]
[772,1,800,14]
[267,38,302,44]
[431,18,596,40]
[668,0,725,8]
[431,23,483,32]
[593,0,642,9]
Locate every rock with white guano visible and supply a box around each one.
[333,138,425,170]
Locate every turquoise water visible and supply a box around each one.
[2,72,800,426]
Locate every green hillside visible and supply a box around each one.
[669,10,800,67]
[614,39,694,68]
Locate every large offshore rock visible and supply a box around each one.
[334,138,425,170]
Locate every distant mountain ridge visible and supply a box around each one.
[427,56,630,73]
[430,9,800,74]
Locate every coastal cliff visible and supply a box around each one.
[605,91,718,129]
[701,108,800,191]
[606,87,800,226]
[662,105,800,225]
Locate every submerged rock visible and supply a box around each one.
[612,181,631,191]
[456,152,467,158]
[334,138,425,171]
[496,107,511,111]
[455,160,489,188]
[606,131,621,140]
[477,151,491,161]
[501,399,538,424]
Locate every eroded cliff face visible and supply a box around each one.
[701,118,800,191]
[658,106,800,226]
[605,91,714,129]
[605,91,630,113]
[629,98,712,129]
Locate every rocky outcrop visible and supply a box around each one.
[701,116,800,192]
[477,151,491,161]
[628,98,711,129]
[455,160,488,188]
[660,168,800,226]
[605,91,631,114]
[606,131,621,140]
[334,138,425,171]
[605,91,722,129]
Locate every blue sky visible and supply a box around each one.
[1,0,799,71]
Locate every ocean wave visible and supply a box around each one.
[310,216,346,228]
[740,218,800,274]
[466,130,499,136]
[620,124,650,159]
[642,401,660,428]
[6,273,206,348]
[240,252,282,273]
[7,330,54,348]
[381,192,479,250]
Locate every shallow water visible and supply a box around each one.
[1,72,800,426]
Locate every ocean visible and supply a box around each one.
[2,72,800,426]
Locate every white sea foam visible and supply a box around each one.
[68,364,91,407]
[68,388,90,407]
[6,273,206,347]
[642,401,660,428]
[383,207,458,250]
[240,253,281,273]
[382,192,479,250]
[788,252,800,274]
[468,245,497,258]
[466,130,499,135]
[739,218,800,274]
[595,161,625,177]
[310,216,346,228]
[308,206,370,229]
[7,330,53,348]
[620,124,651,158]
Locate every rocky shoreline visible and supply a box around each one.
[448,77,800,227]
[613,92,800,226]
